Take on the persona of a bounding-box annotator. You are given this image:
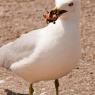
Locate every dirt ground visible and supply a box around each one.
[0,0,95,95]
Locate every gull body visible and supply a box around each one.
[1,19,80,82]
[0,0,80,94]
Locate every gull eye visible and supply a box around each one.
[68,2,74,7]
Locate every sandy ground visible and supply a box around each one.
[0,0,95,95]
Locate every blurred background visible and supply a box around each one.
[0,0,95,95]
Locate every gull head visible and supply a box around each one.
[55,0,81,18]
[43,0,80,24]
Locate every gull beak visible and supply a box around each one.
[50,7,68,16]
[58,9,68,15]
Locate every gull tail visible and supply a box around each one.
[0,42,13,68]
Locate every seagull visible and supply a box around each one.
[0,0,81,95]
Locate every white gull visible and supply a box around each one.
[0,0,81,95]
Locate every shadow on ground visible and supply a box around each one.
[5,89,28,95]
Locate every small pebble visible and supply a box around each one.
[76,67,80,69]
[0,79,5,84]
[40,92,48,95]
[90,72,93,74]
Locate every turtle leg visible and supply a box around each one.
[29,84,34,95]
[54,79,59,95]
